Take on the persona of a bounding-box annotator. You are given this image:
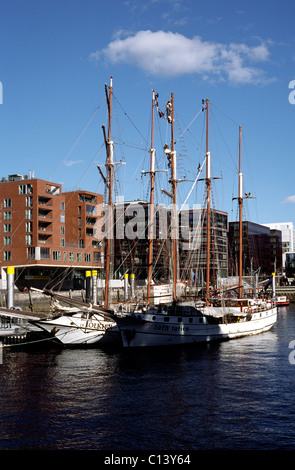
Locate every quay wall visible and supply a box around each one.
[275,287,295,301]
[1,285,295,313]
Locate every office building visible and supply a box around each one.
[228,221,272,277]
[0,174,103,290]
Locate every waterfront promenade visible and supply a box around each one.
[0,284,294,313]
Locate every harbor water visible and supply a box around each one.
[1,304,295,451]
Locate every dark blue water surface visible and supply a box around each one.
[1,305,295,451]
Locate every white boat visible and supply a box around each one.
[28,289,120,347]
[0,307,47,345]
[0,297,119,347]
[115,299,277,347]
[114,97,277,347]
[276,295,290,306]
[31,310,119,346]
[0,316,28,342]
[24,80,121,348]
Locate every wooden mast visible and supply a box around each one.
[205,98,211,307]
[147,90,156,303]
[238,126,243,300]
[104,77,113,309]
[170,93,178,302]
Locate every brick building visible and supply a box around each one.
[0,174,103,291]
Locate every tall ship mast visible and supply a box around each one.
[103,77,113,309]
[114,95,277,348]
[205,98,211,306]
[147,90,156,304]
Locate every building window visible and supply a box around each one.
[61,214,65,223]
[69,252,74,262]
[77,253,82,262]
[4,211,11,220]
[61,238,65,247]
[26,196,33,207]
[79,194,97,204]
[4,198,11,208]
[61,226,65,235]
[93,252,100,263]
[27,247,35,259]
[4,251,11,261]
[4,236,11,246]
[79,239,84,248]
[53,250,61,261]
[26,222,32,232]
[4,223,11,233]
[41,248,50,259]
[84,253,91,262]
[61,201,65,211]
[25,234,32,245]
[19,184,32,195]
[26,209,33,219]
[63,251,67,261]
[86,205,95,214]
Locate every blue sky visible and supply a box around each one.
[0,0,295,226]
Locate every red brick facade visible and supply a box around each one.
[0,174,104,290]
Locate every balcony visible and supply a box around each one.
[86,216,96,226]
[38,208,52,219]
[38,234,52,244]
[38,221,52,232]
[38,196,52,207]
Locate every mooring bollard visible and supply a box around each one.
[92,270,97,305]
[7,266,14,309]
[85,270,91,303]
[124,273,129,301]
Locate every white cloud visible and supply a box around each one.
[89,30,271,84]
[64,159,83,167]
[282,195,295,204]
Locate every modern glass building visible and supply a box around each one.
[285,252,295,277]
[179,208,229,283]
[228,221,272,277]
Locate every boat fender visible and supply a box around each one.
[124,329,136,342]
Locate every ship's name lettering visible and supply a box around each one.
[172,325,189,332]
[82,322,99,329]
[154,324,189,332]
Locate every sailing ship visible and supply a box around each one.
[26,77,121,347]
[113,96,277,347]
[25,289,118,346]
[0,304,52,345]
[0,310,28,344]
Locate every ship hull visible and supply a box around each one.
[32,313,120,346]
[116,307,277,348]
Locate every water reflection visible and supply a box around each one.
[1,307,295,449]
